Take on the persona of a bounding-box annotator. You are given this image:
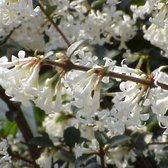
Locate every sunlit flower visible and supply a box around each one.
[0,51,41,105]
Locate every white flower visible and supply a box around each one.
[43,112,74,139]
[36,149,53,168]
[142,1,168,57]
[0,0,35,39]
[34,72,72,113]
[105,146,131,167]
[68,69,101,119]
[113,60,143,81]
[74,143,92,158]
[0,51,41,105]
[111,12,137,49]
[11,12,46,52]
[109,62,150,133]
[74,139,99,158]
[131,0,158,20]
[123,50,140,64]
[0,139,11,164]
[70,46,99,67]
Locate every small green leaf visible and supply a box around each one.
[45,5,57,16]
[147,120,165,139]
[91,0,106,9]
[130,0,146,6]
[132,133,147,151]
[34,106,46,127]
[63,127,81,148]
[94,130,109,147]
[163,146,168,151]
[29,135,54,147]
[1,120,17,137]
[56,112,72,123]
[109,135,131,147]
[87,162,101,168]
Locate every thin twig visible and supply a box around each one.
[0,24,22,47]
[37,0,71,46]
[0,29,15,47]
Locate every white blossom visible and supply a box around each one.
[0,51,41,105]
[0,139,12,167]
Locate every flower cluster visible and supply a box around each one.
[0,45,168,136]
[0,0,137,52]
[0,0,168,168]
[131,0,168,57]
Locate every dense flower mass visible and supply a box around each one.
[131,0,168,57]
[0,0,168,168]
[0,50,41,105]
[0,47,168,134]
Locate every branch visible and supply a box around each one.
[43,59,168,90]
[37,0,71,46]
[98,146,105,168]
[0,88,40,165]
[0,29,15,47]
[0,24,22,47]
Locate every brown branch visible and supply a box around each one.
[0,88,40,166]
[42,59,168,90]
[37,0,71,46]
[99,146,105,168]
[0,24,22,47]
[0,29,15,47]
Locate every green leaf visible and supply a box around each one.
[129,0,146,6]
[163,146,168,151]
[132,133,147,151]
[63,127,81,148]
[56,112,72,123]
[29,134,54,147]
[56,150,75,162]
[34,106,46,127]
[94,130,109,147]
[91,0,106,9]
[109,135,131,147]
[158,157,168,168]
[45,5,57,16]
[1,120,17,137]
[87,162,101,168]
[147,119,165,139]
